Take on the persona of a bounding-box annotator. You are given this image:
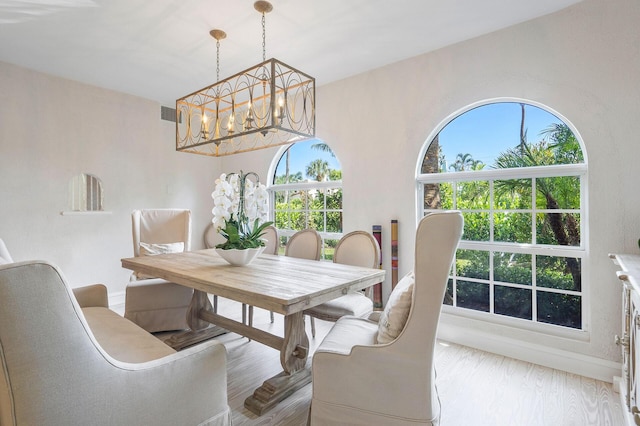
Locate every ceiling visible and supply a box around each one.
[0,0,581,106]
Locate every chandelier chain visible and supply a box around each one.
[262,12,266,61]
[216,39,220,82]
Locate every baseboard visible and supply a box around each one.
[437,321,621,383]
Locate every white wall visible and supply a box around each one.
[0,62,220,294]
[1,0,637,380]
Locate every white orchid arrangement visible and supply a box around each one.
[211,171,272,250]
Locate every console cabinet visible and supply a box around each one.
[611,253,640,426]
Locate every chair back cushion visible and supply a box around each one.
[285,229,321,260]
[262,225,279,255]
[333,231,380,268]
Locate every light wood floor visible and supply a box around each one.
[118,299,624,426]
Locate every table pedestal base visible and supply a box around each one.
[164,325,227,351]
[244,368,312,416]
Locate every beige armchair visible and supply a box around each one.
[304,230,381,337]
[0,260,231,426]
[125,209,194,332]
[309,211,463,425]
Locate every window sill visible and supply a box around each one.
[441,305,590,342]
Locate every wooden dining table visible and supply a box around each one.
[121,248,385,416]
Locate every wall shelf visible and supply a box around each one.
[60,211,112,216]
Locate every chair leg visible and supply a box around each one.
[310,316,316,338]
[248,306,253,327]
[270,311,274,323]
[242,303,247,325]
[213,295,218,313]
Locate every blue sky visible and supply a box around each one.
[275,103,563,178]
[274,139,341,179]
[438,103,562,169]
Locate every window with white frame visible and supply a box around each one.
[417,102,587,331]
[269,139,343,259]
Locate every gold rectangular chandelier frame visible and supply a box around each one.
[176,58,315,157]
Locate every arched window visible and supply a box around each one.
[417,101,587,332]
[269,139,343,259]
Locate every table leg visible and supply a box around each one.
[244,311,311,415]
[164,290,228,350]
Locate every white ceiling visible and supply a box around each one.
[0,0,581,106]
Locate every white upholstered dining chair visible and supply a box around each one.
[309,211,463,425]
[204,222,227,315]
[285,228,322,260]
[282,228,322,335]
[124,209,194,332]
[262,225,280,255]
[246,225,280,325]
[304,230,381,337]
[0,260,231,426]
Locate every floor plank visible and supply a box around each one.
[114,299,624,426]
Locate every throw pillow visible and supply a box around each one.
[376,271,414,344]
[135,242,185,279]
[139,242,184,256]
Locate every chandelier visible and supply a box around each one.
[176,1,316,157]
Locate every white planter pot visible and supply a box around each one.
[215,246,265,266]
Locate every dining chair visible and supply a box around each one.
[309,211,463,425]
[263,225,280,255]
[246,225,280,325]
[285,228,322,260]
[304,230,381,337]
[124,209,194,333]
[282,228,322,335]
[204,222,227,315]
